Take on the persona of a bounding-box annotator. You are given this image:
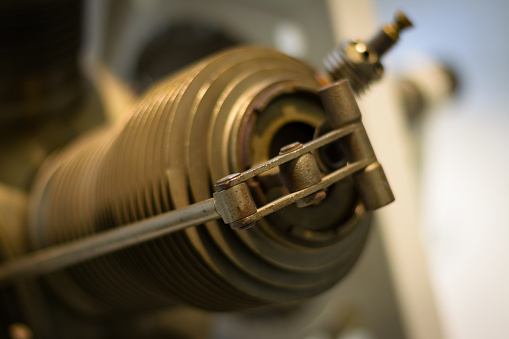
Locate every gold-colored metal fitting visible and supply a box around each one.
[324,11,413,93]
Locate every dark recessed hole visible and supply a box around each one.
[319,141,347,170]
[269,122,315,159]
[315,122,347,171]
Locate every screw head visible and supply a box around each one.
[279,142,303,155]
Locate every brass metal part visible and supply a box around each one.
[0,185,28,260]
[324,11,413,93]
[353,162,394,211]
[369,11,413,56]
[5,43,394,316]
[8,322,33,339]
[319,80,394,210]
[0,105,388,283]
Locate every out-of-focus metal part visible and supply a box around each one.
[367,12,413,58]
[0,185,53,339]
[319,80,362,127]
[0,185,28,259]
[8,323,33,339]
[324,11,412,93]
[354,162,394,211]
[86,63,136,124]
[398,60,459,123]
[0,199,218,284]
[327,5,442,339]
[319,80,394,210]
[0,80,106,190]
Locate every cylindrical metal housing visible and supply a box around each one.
[27,47,370,315]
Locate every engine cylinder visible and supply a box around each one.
[28,47,370,315]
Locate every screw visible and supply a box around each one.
[279,142,303,155]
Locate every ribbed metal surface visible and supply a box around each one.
[28,47,370,315]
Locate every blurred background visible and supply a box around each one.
[1,0,508,338]
[376,1,509,338]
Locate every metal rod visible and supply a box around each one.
[218,122,362,189]
[229,157,373,228]
[0,198,220,285]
